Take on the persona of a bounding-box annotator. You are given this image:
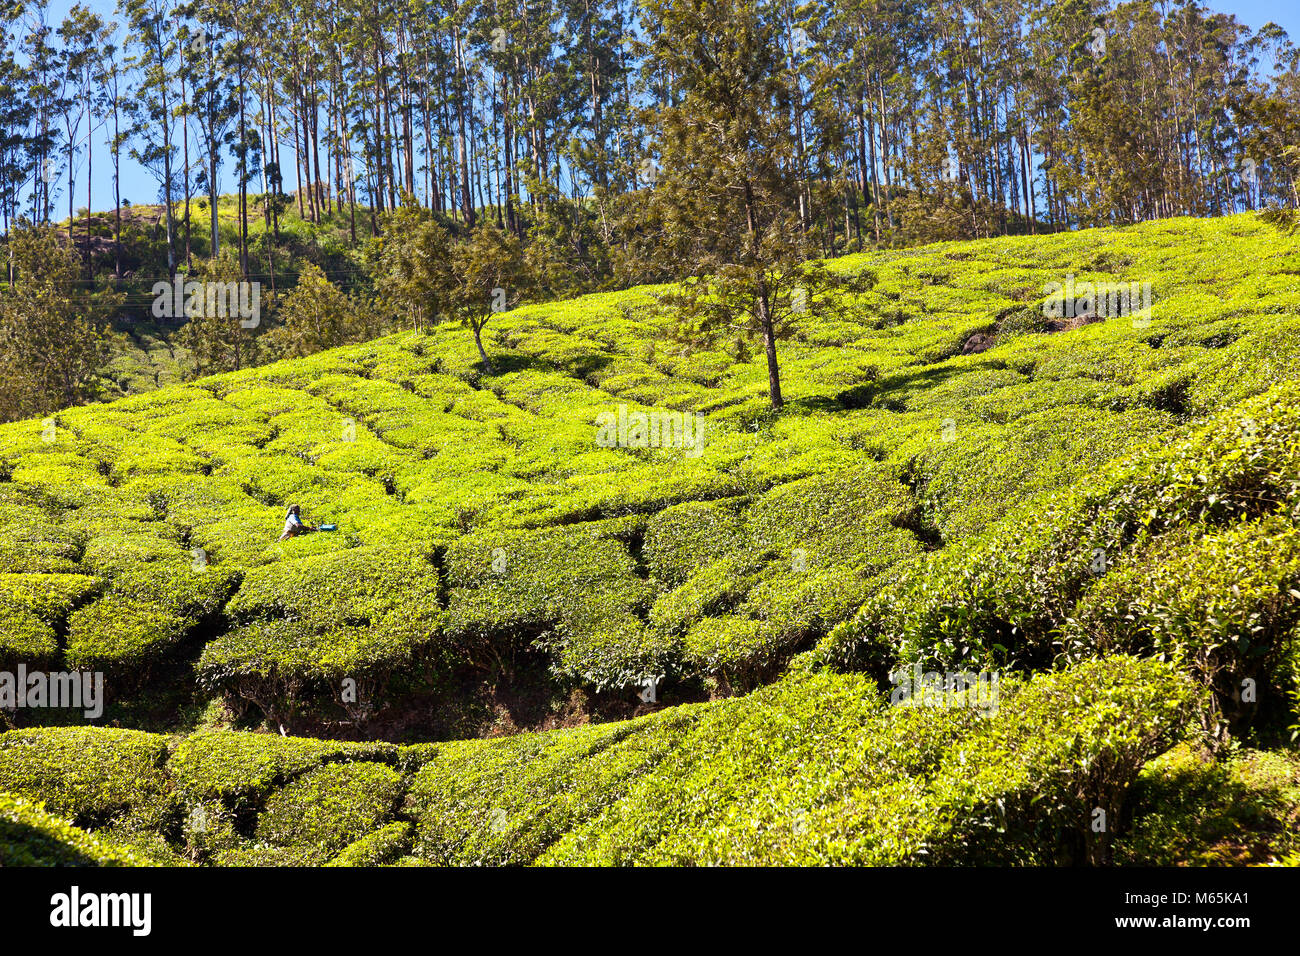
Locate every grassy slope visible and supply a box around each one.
[0,213,1298,865]
[78,196,363,402]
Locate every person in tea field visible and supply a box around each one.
[278,504,317,541]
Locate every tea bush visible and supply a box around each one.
[0,600,58,666]
[444,524,658,687]
[326,822,413,867]
[66,566,239,675]
[409,710,703,865]
[1066,518,1300,735]
[1115,743,1300,865]
[199,548,443,722]
[0,793,146,866]
[642,498,748,586]
[255,762,405,863]
[0,572,98,666]
[168,729,397,806]
[818,377,1300,732]
[0,727,174,828]
[540,656,1191,865]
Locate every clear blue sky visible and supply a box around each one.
[20,0,1300,214]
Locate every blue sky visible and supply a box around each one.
[17,0,1300,213]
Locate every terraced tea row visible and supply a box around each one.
[0,657,1222,866]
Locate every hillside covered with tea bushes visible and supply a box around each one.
[1,213,1299,865]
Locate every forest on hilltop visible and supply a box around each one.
[2,0,1299,422]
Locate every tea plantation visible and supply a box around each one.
[2,213,1298,866]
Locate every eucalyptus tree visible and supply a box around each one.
[95,18,130,281]
[0,4,37,283]
[58,5,114,272]
[123,0,181,276]
[18,0,63,224]
[178,1,237,259]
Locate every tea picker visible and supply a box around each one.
[277,504,339,541]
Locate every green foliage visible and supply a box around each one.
[66,566,238,674]
[0,601,59,666]
[450,221,530,372]
[0,223,120,422]
[1117,743,1300,865]
[2,214,1299,724]
[255,762,404,863]
[445,524,657,687]
[820,377,1300,739]
[642,498,747,586]
[168,730,397,807]
[641,0,848,409]
[0,656,1211,867]
[369,204,454,333]
[0,793,146,866]
[267,263,379,358]
[1068,518,1300,736]
[0,572,96,666]
[534,657,1191,865]
[326,822,413,867]
[177,251,260,378]
[0,727,173,828]
[408,711,702,865]
[198,548,443,724]
[923,656,1197,865]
